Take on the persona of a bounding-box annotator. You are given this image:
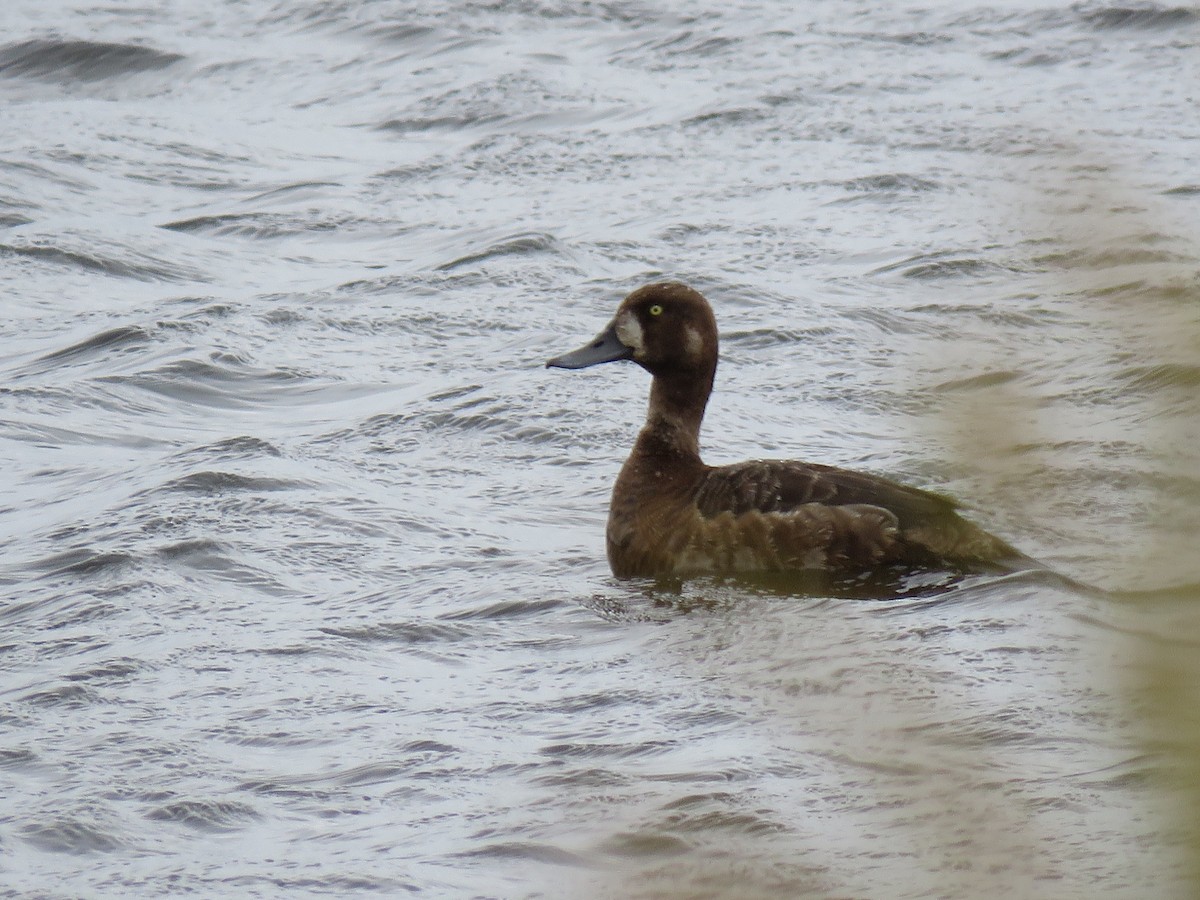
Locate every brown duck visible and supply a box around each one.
[547,282,1028,579]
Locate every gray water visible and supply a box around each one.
[3,1,1200,897]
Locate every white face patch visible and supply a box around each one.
[683,325,704,360]
[614,312,644,353]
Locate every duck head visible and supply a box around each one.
[546,282,718,378]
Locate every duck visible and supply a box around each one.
[546,281,1029,580]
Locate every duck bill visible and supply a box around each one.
[546,321,634,369]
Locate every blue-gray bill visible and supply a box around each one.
[545,321,633,369]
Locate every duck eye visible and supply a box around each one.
[648,304,664,317]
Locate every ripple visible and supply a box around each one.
[930,370,1024,392]
[20,817,124,853]
[899,257,1004,280]
[1034,245,1189,270]
[435,231,566,271]
[63,659,142,683]
[538,689,647,714]
[144,798,260,833]
[900,709,1045,749]
[986,46,1071,68]
[181,435,283,460]
[0,39,183,82]
[835,172,941,194]
[376,112,505,133]
[441,597,565,620]
[619,30,743,64]
[99,358,319,409]
[318,620,475,644]
[237,750,455,794]
[598,830,690,858]
[681,106,771,129]
[373,69,610,137]
[333,762,419,787]
[404,739,457,754]
[158,471,305,494]
[20,682,103,708]
[1081,4,1199,30]
[0,591,124,631]
[660,803,787,837]
[37,325,152,364]
[1117,362,1200,393]
[368,23,441,47]
[0,748,38,768]
[455,841,592,866]
[224,873,419,893]
[723,326,836,348]
[160,210,365,239]
[532,767,632,787]
[30,548,136,579]
[835,305,928,336]
[0,239,202,282]
[539,740,677,760]
[369,392,577,449]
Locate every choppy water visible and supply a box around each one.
[3,1,1199,896]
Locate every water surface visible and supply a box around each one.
[2,1,1199,896]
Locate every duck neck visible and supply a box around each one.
[635,367,714,460]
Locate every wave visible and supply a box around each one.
[0,39,183,82]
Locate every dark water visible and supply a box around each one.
[2,1,1199,896]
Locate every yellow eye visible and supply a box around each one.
[649,304,664,316]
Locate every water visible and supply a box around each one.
[2,1,1199,896]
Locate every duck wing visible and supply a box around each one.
[692,460,1022,567]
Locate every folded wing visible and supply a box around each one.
[693,460,1023,569]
